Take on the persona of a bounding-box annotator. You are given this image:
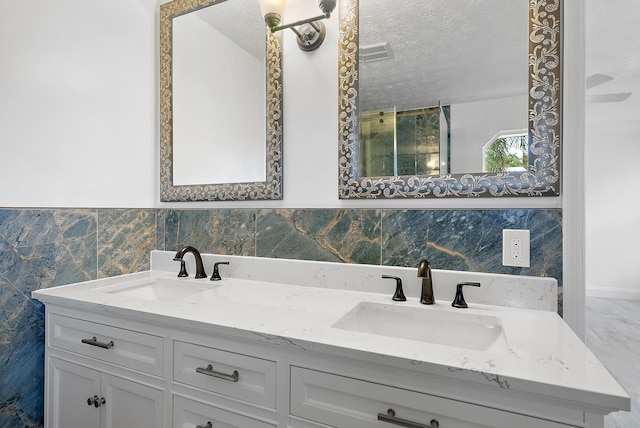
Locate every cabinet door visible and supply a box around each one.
[48,358,101,428]
[102,373,164,428]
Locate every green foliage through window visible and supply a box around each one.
[484,134,528,173]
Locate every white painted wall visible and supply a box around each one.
[585,116,640,300]
[585,113,640,300]
[0,0,157,208]
[585,0,640,300]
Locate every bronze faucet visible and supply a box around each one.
[417,259,434,304]
[173,246,207,278]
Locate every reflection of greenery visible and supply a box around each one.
[484,135,528,172]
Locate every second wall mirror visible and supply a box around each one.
[338,0,562,199]
[160,0,283,201]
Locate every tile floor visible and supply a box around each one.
[586,297,640,427]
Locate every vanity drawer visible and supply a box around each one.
[290,367,575,428]
[48,313,164,376]
[174,340,277,409]
[174,395,275,428]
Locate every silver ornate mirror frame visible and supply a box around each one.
[160,0,283,201]
[338,0,561,198]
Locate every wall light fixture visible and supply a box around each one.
[258,0,336,51]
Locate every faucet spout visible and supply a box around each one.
[173,246,207,279]
[417,259,434,305]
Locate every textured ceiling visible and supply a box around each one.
[359,0,528,111]
[192,0,264,61]
[186,0,528,111]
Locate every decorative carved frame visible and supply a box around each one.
[338,0,561,198]
[160,0,283,201]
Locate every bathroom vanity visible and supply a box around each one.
[32,251,629,428]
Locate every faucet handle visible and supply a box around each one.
[210,262,230,281]
[177,260,189,277]
[452,282,481,308]
[382,275,406,302]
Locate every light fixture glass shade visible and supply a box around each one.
[258,0,286,18]
[318,0,336,17]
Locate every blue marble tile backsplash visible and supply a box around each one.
[0,208,155,428]
[1,207,562,427]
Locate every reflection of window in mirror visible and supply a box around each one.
[359,106,451,177]
[482,131,528,173]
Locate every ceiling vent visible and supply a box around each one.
[360,42,393,63]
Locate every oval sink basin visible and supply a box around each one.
[102,278,212,302]
[333,302,508,352]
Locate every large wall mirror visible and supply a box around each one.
[338,0,561,198]
[160,0,283,201]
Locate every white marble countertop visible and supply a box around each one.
[32,259,630,414]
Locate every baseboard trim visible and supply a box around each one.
[586,286,640,300]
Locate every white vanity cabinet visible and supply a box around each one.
[34,265,627,428]
[48,357,163,428]
[42,304,590,428]
[44,309,165,428]
[172,338,278,428]
[41,306,280,428]
[173,340,277,410]
[47,358,101,428]
[290,366,577,428]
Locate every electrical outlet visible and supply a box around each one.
[511,237,522,259]
[503,229,530,267]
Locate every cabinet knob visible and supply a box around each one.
[196,422,213,428]
[86,395,106,408]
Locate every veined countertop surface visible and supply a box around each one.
[32,262,630,415]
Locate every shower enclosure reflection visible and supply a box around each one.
[359,106,450,177]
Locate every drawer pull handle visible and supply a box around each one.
[378,408,439,428]
[86,395,106,408]
[196,423,213,428]
[195,364,239,383]
[81,336,115,349]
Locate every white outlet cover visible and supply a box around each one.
[502,229,530,267]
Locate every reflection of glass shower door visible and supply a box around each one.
[359,106,450,177]
[359,109,396,177]
[397,107,441,176]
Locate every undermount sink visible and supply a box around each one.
[99,278,212,302]
[333,302,508,352]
